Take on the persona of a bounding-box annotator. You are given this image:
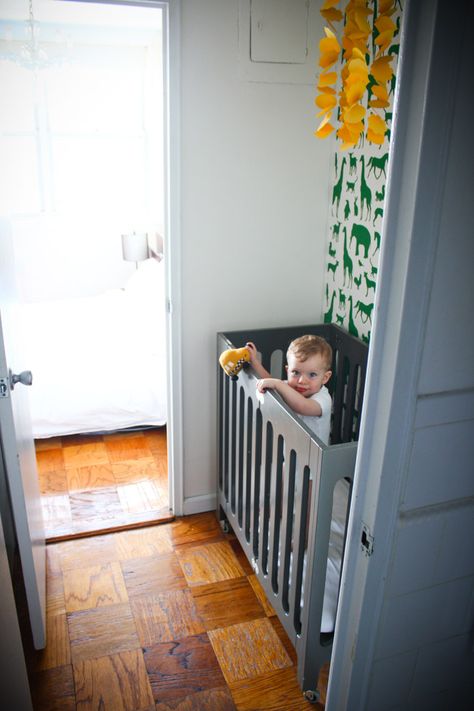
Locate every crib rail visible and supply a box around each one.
[217,325,367,698]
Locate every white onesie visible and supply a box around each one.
[298,385,332,445]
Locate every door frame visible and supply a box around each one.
[163,0,184,516]
[62,0,184,516]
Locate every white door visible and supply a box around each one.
[0,218,46,650]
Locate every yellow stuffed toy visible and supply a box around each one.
[219,346,250,380]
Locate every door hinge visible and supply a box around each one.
[361,523,374,557]
[0,376,9,398]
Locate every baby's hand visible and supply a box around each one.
[246,342,259,365]
[256,378,278,393]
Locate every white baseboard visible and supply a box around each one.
[182,493,216,516]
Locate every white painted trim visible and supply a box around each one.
[326,1,459,708]
[183,494,217,517]
[163,0,183,517]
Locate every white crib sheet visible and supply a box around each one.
[320,478,349,633]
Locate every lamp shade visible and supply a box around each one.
[121,232,149,262]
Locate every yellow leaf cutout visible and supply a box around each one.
[369,98,390,108]
[379,0,396,15]
[315,112,335,138]
[318,71,338,86]
[318,85,337,95]
[321,7,344,24]
[372,84,389,101]
[343,103,366,123]
[371,55,394,83]
[368,113,387,135]
[315,93,337,110]
[367,128,385,144]
[345,80,367,105]
[375,15,397,33]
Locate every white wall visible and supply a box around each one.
[179,0,333,507]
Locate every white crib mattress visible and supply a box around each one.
[320,478,350,633]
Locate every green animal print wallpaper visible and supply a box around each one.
[322,2,403,343]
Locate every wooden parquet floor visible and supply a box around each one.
[35,428,172,541]
[27,512,328,710]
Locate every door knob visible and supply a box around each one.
[10,369,33,388]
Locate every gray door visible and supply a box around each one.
[0,218,46,649]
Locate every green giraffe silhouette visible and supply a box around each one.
[347,296,359,338]
[359,155,372,221]
[336,313,345,326]
[343,227,353,287]
[332,157,347,216]
[324,290,336,323]
[349,152,357,175]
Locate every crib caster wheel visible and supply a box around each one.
[220,520,230,534]
[304,689,320,704]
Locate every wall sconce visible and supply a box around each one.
[121,232,149,269]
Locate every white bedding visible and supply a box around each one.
[321,478,349,633]
[21,258,167,438]
[296,478,349,633]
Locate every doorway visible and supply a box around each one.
[0,0,175,539]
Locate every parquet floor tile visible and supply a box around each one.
[208,618,293,684]
[36,427,170,540]
[154,686,237,710]
[36,448,66,474]
[35,612,71,671]
[73,649,155,711]
[67,602,139,664]
[63,561,128,612]
[29,511,329,709]
[143,633,227,704]
[30,664,76,711]
[169,511,224,548]
[115,523,172,560]
[131,589,205,646]
[229,667,319,710]
[191,576,266,631]
[111,457,159,485]
[62,441,110,469]
[66,463,116,492]
[122,552,187,597]
[176,540,245,585]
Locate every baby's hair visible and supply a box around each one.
[287,335,333,371]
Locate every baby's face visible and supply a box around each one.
[286,353,331,398]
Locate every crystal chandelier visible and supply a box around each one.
[0,0,70,71]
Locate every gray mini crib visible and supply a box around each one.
[217,324,368,702]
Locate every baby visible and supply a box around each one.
[246,334,333,445]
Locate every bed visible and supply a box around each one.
[21,257,167,439]
[217,323,368,703]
